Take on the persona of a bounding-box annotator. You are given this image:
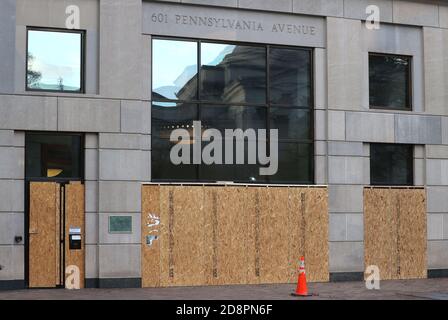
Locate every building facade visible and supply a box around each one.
[1,0,448,289]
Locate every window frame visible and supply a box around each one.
[25,131,85,182]
[369,143,414,186]
[368,52,413,111]
[25,26,86,94]
[151,36,315,185]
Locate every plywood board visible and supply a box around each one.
[142,184,329,287]
[287,188,303,283]
[159,186,207,286]
[258,187,291,284]
[172,186,206,286]
[304,188,329,282]
[141,185,161,287]
[243,187,259,285]
[397,189,427,279]
[29,182,59,288]
[364,188,397,280]
[55,186,61,286]
[214,187,249,285]
[65,183,85,288]
[158,186,171,287]
[364,188,427,280]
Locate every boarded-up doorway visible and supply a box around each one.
[28,182,85,288]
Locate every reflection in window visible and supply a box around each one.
[151,38,314,184]
[370,144,413,186]
[25,134,83,179]
[270,108,310,140]
[200,43,266,104]
[369,54,411,110]
[27,29,83,92]
[152,39,197,100]
[201,105,267,134]
[269,48,311,106]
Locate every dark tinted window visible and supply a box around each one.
[269,48,311,106]
[152,39,313,184]
[270,108,311,140]
[370,144,413,186]
[369,54,411,110]
[200,43,266,104]
[26,134,83,179]
[270,143,312,183]
[27,29,84,92]
[201,105,267,135]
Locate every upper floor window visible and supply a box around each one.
[369,53,411,110]
[151,38,314,184]
[25,133,84,180]
[370,143,413,186]
[27,28,84,93]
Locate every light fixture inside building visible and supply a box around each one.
[47,168,63,178]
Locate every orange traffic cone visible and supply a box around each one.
[291,256,313,297]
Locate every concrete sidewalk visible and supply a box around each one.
[0,278,447,300]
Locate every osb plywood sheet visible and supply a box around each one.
[158,186,172,287]
[243,187,259,285]
[364,188,397,280]
[141,185,161,288]
[364,188,427,280]
[159,186,207,287]
[214,187,249,285]
[65,183,85,288]
[258,187,291,284]
[142,185,329,287]
[29,182,58,288]
[397,189,427,279]
[286,188,329,283]
[287,188,303,283]
[304,188,329,282]
[55,187,61,285]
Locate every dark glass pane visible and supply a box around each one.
[270,108,310,140]
[151,138,197,181]
[152,102,198,144]
[200,43,266,104]
[26,134,82,179]
[269,143,312,183]
[369,54,411,109]
[269,48,311,107]
[370,144,413,186]
[199,139,267,183]
[151,102,198,181]
[201,105,267,135]
[152,39,198,101]
[27,30,82,92]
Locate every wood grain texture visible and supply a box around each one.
[258,187,290,284]
[398,189,427,279]
[141,185,329,287]
[364,187,427,280]
[244,187,259,285]
[214,187,249,285]
[29,182,58,288]
[65,183,85,288]
[55,187,61,285]
[364,188,397,280]
[304,188,329,282]
[171,186,206,286]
